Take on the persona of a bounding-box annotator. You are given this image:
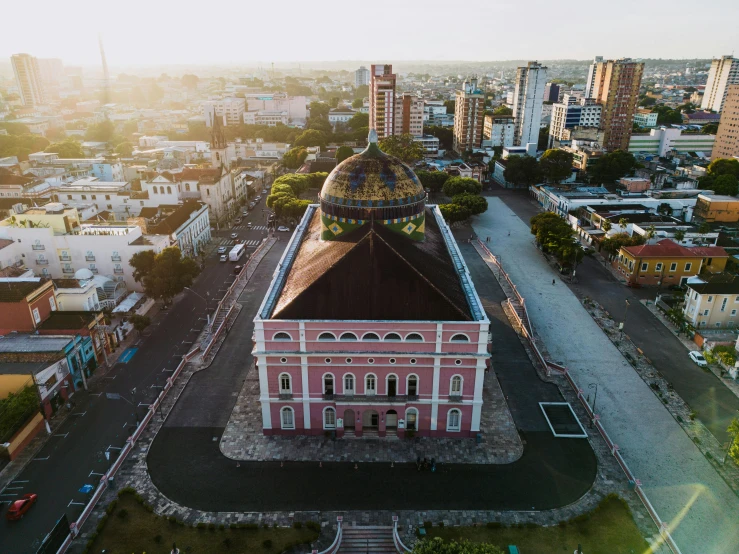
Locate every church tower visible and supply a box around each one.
[210,111,227,169]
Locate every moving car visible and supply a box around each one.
[247,222,253,228]
[248,202,255,209]
[219,255,227,263]
[217,246,228,254]
[6,493,38,521]
[262,189,268,194]
[230,233,238,239]
[277,226,290,232]
[689,351,708,367]
[233,264,243,274]
[242,210,248,217]
[234,218,242,225]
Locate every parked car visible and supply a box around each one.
[262,189,268,194]
[689,351,708,367]
[230,233,238,239]
[233,265,243,274]
[247,222,253,228]
[277,226,290,232]
[6,493,38,521]
[234,218,242,225]
[242,210,248,217]
[248,202,255,209]
[219,255,227,263]
[217,246,227,254]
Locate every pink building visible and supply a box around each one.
[253,132,490,439]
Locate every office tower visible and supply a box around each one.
[585,56,603,98]
[713,85,739,160]
[548,95,602,146]
[355,66,370,88]
[543,83,560,103]
[394,92,424,137]
[370,64,397,140]
[512,62,548,147]
[452,78,485,153]
[701,56,739,113]
[11,53,47,106]
[590,58,644,152]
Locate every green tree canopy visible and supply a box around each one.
[416,170,449,192]
[129,314,151,334]
[452,192,488,215]
[378,133,424,164]
[503,155,542,188]
[128,247,200,303]
[347,112,369,131]
[638,96,657,107]
[530,212,584,266]
[282,146,309,169]
[712,174,739,196]
[354,85,369,99]
[0,133,50,161]
[702,123,719,135]
[114,141,133,157]
[85,120,123,144]
[335,145,354,164]
[308,101,330,120]
[601,232,646,255]
[425,126,453,150]
[492,105,513,116]
[351,98,363,108]
[443,177,482,197]
[587,150,637,183]
[443,100,456,114]
[539,148,574,183]
[708,158,739,178]
[45,138,85,158]
[294,129,327,148]
[438,203,472,223]
[412,538,504,554]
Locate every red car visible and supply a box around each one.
[6,493,37,521]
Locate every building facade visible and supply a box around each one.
[628,128,715,158]
[203,97,246,127]
[713,84,739,160]
[512,62,548,147]
[683,281,739,329]
[355,66,370,88]
[370,64,397,140]
[633,110,658,128]
[453,78,485,153]
[701,56,739,113]
[483,115,515,148]
[11,54,47,106]
[548,95,602,146]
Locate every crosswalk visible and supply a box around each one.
[214,238,262,248]
[232,224,268,231]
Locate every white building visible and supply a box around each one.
[414,135,441,158]
[243,111,289,126]
[628,128,715,157]
[203,97,246,126]
[513,62,547,147]
[482,115,515,148]
[355,66,370,88]
[54,278,101,311]
[549,96,602,146]
[585,56,604,98]
[633,110,659,128]
[701,56,739,113]
[244,93,307,125]
[11,53,47,106]
[328,108,356,126]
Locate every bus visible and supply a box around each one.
[229,243,246,262]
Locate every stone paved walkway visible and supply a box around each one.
[472,197,739,554]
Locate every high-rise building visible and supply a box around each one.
[713,85,739,160]
[585,56,603,98]
[590,58,644,152]
[548,95,602,147]
[393,92,424,137]
[202,97,246,127]
[512,62,548,147]
[701,56,739,113]
[543,83,560,103]
[11,53,47,106]
[453,78,485,153]
[355,66,370,88]
[483,114,515,148]
[370,64,397,140]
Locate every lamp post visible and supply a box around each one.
[588,383,598,427]
[620,299,630,340]
[183,287,210,325]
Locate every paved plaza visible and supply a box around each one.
[472,196,739,554]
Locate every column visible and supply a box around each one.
[301,356,310,431]
[257,355,272,432]
[430,358,440,432]
[470,360,485,433]
[355,410,363,438]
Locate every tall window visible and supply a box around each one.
[447,409,461,432]
[365,374,376,396]
[406,409,418,431]
[281,407,294,429]
[344,374,355,395]
[407,375,418,396]
[324,374,334,395]
[450,375,462,395]
[279,373,291,393]
[324,408,336,429]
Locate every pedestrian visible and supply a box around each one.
[552,279,555,285]
[508,231,511,236]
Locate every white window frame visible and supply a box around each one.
[640,262,648,272]
[339,332,358,341]
[446,409,462,432]
[407,374,419,396]
[721,298,728,312]
[278,373,292,394]
[49,296,56,311]
[383,332,402,341]
[685,263,692,271]
[343,373,355,395]
[318,332,336,341]
[361,332,380,341]
[323,373,334,395]
[365,373,377,396]
[450,375,463,396]
[280,407,295,429]
[32,307,41,324]
[655,262,663,272]
[405,408,418,431]
[405,333,424,342]
[323,407,336,430]
[450,333,470,342]
[273,332,292,341]
[669,262,677,272]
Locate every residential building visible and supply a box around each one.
[0,351,72,419]
[355,66,370,88]
[328,108,356,127]
[548,96,602,146]
[543,83,560,103]
[11,53,47,106]
[683,280,739,329]
[693,194,739,223]
[254,133,490,438]
[0,278,57,334]
[453,78,485,153]
[633,110,658,128]
[713,85,739,160]
[512,62,548,147]
[584,56,604,99]
[243,111,288,126]
[615,239,727,286]
[483,114,515,148]
[618,177,651,194]
[244,93,307,125]
[590,58,644,152]
[136,201,211,257]
[202,97,246,127]
[701,56,739,113]
[394,93,424,138]
[683,111,721,127]
[414,135,441,157]
[370,64,397,140]
[629,128,715,158]
[53,278,101,312]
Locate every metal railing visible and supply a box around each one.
[85,256,96,261]
[32,244,45,250]
[36,259,49,265]
[311,516,342,554]
[392,516,412,553]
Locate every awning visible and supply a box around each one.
[112,292,145,313]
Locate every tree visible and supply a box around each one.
[588,150,637,183]
[537,126,550,151]
[378,134,424,164]
[0,133,50,161]
[129,247,200,304]
[85,120,124,145]
[129,250,157,284]
[181,74,199,89]
[601,219,612,232]
[335,146,354,164]
[728,418,739,465]
[114,141,133,157]
[347,112,369,131]
[652,105,683,125]
[416,170,449,192]
[438,203,472,223]
[702,123,719,135]
[329,97,340,108]
[412,538,504,554]
[698,221,711,234]
[452,193,488,215]
[674,229,686,242]
[443,100,456,114]
[282,147,309,169]
[45,139,84,158]
[129,314,151,335]
[539,149,574,183]
[707,158,739,178]
[492,105,513,116]
[638,97,657,107]
[657,203,671,216]
[425,126,453,150]
[351,98,363,108]
[354,85,369,99]
[294,129,327,148]
[443,177,482,197]
[503,155,542,188]
[308,101,330,120]
[712,174,739,196]
[601,232,645,256]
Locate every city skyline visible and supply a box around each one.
[1,0,737,66]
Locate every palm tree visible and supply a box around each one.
[646,225,657,243]
[601,219,612,232]
[618,217,629,230]
[674,229,686,243]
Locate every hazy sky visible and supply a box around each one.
[1,0,737,67]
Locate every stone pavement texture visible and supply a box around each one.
[472,197,739,554]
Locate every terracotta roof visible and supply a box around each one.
[37,311,99,331]
[180,168,221,181]
[0,174,33,186]
[623,239,727,258]
[150,201,204,235]
[0,238,14,250]
[0,279,49,302]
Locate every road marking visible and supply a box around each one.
[5,486,23,490]
[11,480,29,484]
[104,375,116,379]
[89,471,104,477]
[54,432,69,438]
[33,456,49,461]
[182,341,193,345]
[119,347,138,363]
[122,421,128,428]
[138,403,151,407]
[90,392,102,397]
[0,493,17,497]
[68,500,86,507]
[106,446,122,451]
[73,411,87,417]
[162,369,174,373]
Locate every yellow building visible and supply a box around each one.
[1,203,81,234]
[693,194,739,223]
[615,239,728,286]
[683,280,739,329]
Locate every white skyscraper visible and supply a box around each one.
[512,61,548,147]
[585,56,603,99]
[355,66,370,88]
[701,56,739,113]
[11,53,47,106]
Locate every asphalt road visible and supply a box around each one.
[147,237,597,512]
[486,187,739,445]
[0,203,271,554]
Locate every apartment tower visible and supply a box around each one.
[394,93,424,137]
[512,62,548,147]
[584,56,604,98]
[713,85,739,160]
[590,58,644,152]
[370,64,397,140]
[701,56,739,113]
[11,53,47,106]
[453,78,485,153]
[355,66,370,88]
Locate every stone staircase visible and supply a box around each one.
[338,526,396,553]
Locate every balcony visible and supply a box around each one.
[85,255,95,261]
[331,394,413,403]
[89,268,99,274]
[35,259,49,265]
[62,267,74,274]
[32,244,45,251]
[111,255,121,262]
[59,255,71,261]
[278,393,293,400]
[113,268,124,275]
[448,394,463,403]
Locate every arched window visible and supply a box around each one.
[386,374,398,397]
[407,374,419,397]
[362,332,380,341]
[323,407,336,429]
[405,333,423,342]
[273,332,292,340]
[450,375,463,396]
[185,183,190,191]
[447,409,461,432]
[339,332,358,341]
[450,334,470,342]
[152,186,158,194]
[280,407,295,429]
[365,373,376,396]
[343,373,355,395]
[166,186,172,194]
[384,332,402,341]
[323,373,334,395]
[279,373,291,394]
[405,408,418,431]
[318,332,336,341]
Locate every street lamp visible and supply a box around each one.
[588,383,598,427]
[183,287,211,326]
[619,299,630,340]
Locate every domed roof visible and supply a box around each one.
[74,268,94,280]
[320,130,425,208]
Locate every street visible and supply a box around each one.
[0,199,272,553]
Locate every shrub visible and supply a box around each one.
[244,523,259,530]
[197,522,207,530]
[154,534,163,543]
[486,521,503,529]
[263,539,273,549]
[209,522,217,531]
[223,537,232,548]
[116,508,128,520]
[105,500,118,515]
[423,521,432,530]
[306,521,321,532]
[293,521,303,529]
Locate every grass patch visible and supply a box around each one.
[425,495,652,554]
[85,492,318,553]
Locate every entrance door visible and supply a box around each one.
[386,410,398,428]
[388,376,397,397]
[362,410,379,428]
[344,409,355,429]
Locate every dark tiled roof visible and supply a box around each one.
[37,311,99,330]
[0,279,49,302]
[150,201,204,234]
[271,208,472,321]
[687,281,739,294]
[138,207,159,218]
[0,174,33,186]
